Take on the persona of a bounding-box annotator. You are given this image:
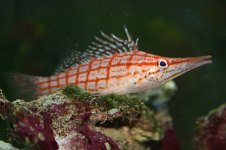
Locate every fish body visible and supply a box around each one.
[9,27,212,98]
[37,50,164,95]
[36,50,212,96]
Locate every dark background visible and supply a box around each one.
[0,0,225,149]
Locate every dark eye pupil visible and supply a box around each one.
[160,61,166,67]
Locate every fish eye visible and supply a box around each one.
[158,59,168,69]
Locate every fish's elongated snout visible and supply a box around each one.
[178,55,212,72]
[190,55,212,65]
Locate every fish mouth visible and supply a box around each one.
[184,55,212,71]
[193,55,212,64]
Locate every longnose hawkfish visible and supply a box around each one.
[10,27,212,98]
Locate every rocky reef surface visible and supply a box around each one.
[193,104,226,150]
[0,84,180,150]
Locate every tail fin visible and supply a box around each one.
[4,73,40,100]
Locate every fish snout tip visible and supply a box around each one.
[178,55,212,72]
[197,55,213,64]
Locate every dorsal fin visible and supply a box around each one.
[54,26,139,73]
[54,50,88,73]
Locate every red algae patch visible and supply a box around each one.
[193,105,226,150]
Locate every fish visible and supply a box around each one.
[8,27,212,99]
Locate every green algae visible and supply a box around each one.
[61,85,163,138]
[62,84,146,110]
[61,84,91,100]
[61,85,147,119]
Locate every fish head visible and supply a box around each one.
[145,55,212,85]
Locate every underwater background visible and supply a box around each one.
[0,0,225,149]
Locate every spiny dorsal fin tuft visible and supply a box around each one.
[55,50,90,73]
[55,27,138,73]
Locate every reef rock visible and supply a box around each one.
[0,86,165,150]
[193,104,226,150]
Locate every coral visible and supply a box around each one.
[0,90,10,120]
[141,81,180,150]
[76,124,120,150]
[0,141,19,150]
[0,85,164,150]
[161,127,180,150]
[14,111,58,150]
[193,104,226,150]
[142,81,178,108]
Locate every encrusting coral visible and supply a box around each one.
[0,85,166,150]
[193,104,226,150]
